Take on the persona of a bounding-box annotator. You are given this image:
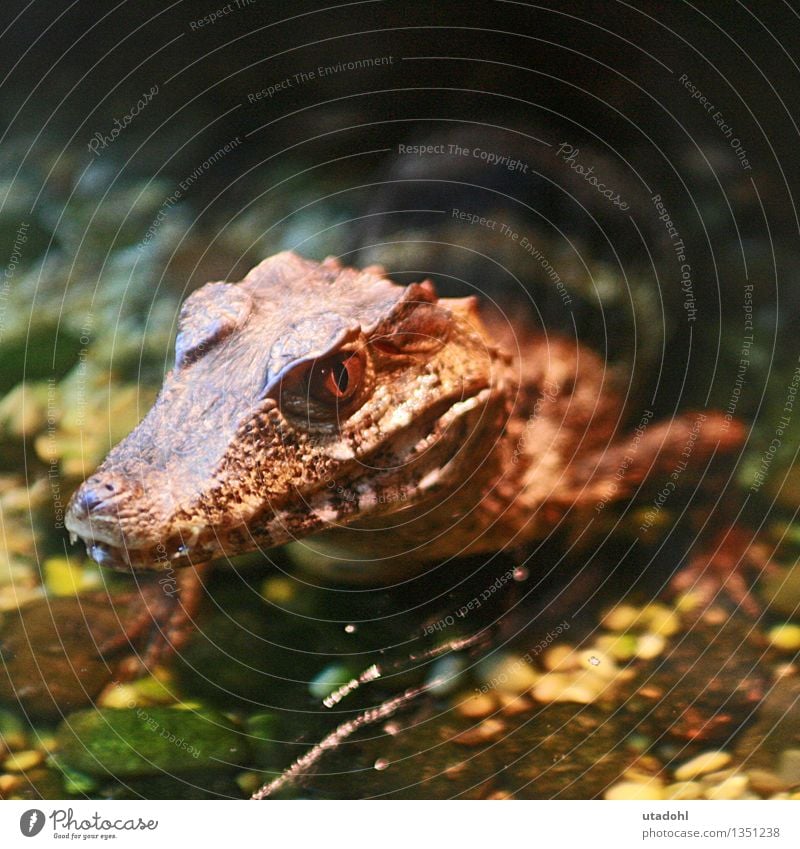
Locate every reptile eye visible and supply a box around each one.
[308,353,363,404]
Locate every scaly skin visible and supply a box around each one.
[65,251,744,584]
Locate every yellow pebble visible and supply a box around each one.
[261,577,295,604]
[664,781,703,800]
[674,751,732,781]
[602,604,641,632]
[705,774,749,800]
[542,645,576,671]
[577,649,618,680]
[457,692,497,719]
[595,634,638,661]
[605,780,665,800]
[635,633,667,660]
[642,603,681,636]
[42,557,85,597]
[768,624,800,651]
[3,750,44,772]
[0,774,22,796]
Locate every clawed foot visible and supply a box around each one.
[670,526,774,618]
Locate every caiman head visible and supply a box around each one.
[65,252,516,574]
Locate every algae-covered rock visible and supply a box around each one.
[0,595,127,717]
[54,707,251,778]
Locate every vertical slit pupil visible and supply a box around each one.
[334,361,349,394]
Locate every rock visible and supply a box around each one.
[54,707,250,778]
[0,595,134,718]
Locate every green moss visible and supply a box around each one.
[54,707,251,778]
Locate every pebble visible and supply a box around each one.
[496,691,531,716]
[576,649,618,680]
[485,789,514,799]
[261,576,295,604]
[595,634,638,661]
[635,633,667,660]
[602,604,641,632]
[777,748,800,786]
[98,683,146,709]
[747,769,788,796]
[605,779,665,800]
[664,781,703,800]
[0,774,22,796]
[455,717,506,747]
[642,604,681,637]
[2,749,44,772]
[457,691,497,719]
[542,645,577,671]
[533,673,600,704]
[476,653,539,694]
[235,771,262,795]
[42,556,86,597]
[426,654,467,696]
[704,774,749,800]
[768,624,800,652]
[308,663,353,700]
[674,751,732,781]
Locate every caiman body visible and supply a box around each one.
[65,252,742,583]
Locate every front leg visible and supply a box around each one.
[102,562,210,679]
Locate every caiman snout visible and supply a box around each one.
[71,477,119,515]
[66,472,162,571]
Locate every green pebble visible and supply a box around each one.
[309,663,354,700]
[54,707,250,778]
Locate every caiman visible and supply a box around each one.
[65,251,744,585]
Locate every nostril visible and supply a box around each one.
[76,482,116,513]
